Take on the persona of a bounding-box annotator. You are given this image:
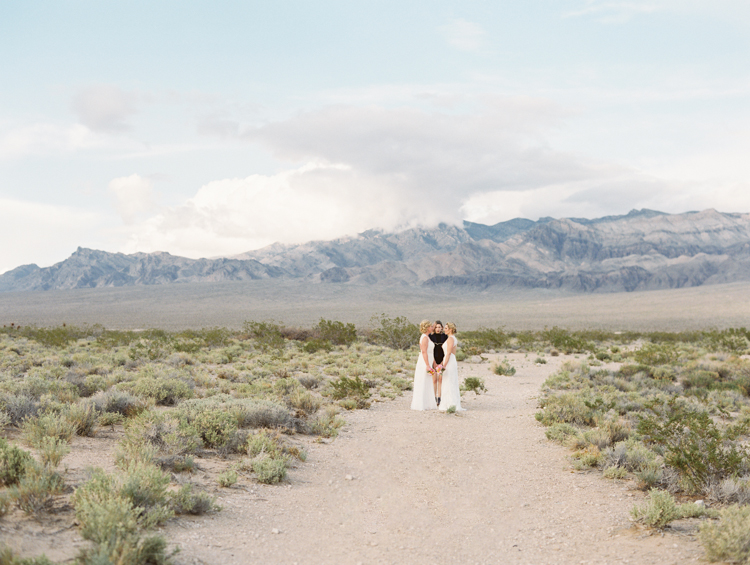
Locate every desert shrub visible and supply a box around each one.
[445,405,457,414]
[303,339,333,353]
[74,470,139,542]
[638,400,749,493]
[542,327,592,354]
[118,411,201,467]
[317,319,357,346]
[368,314,419,350]
[328,375,370,402]
[461,377,487,394]
[131,377,193,406]
[92,389,149,417]
[536,393,597,426]
[0,439,33,486]
[184,410,237,449]
[179,395,295,431]
[633,343,678,366]
[297,375,321,390]
[170,483,217,515]
[493,362,516,376]
[156,455,197,474]
[545,423,578,444]
[1,394,39,426]
[630,489,688,529]
[635,464,665,490]
[0,545,54,565]
[22,412,76,448]
[630,489,673,526]
[77,533,173,565]
[455,349,468,362]
[66,401,98,437]
[339,399,357,410]
[217,469,238,488]
[243,321,285,352]
[118,463,173,528]
[0,491,10,517]
[11,463,64,514]
[310,406,345,438]
[287,389,322,415]
[699,504,750,564]
[709,477,750,505]
[252,456,287,484]
[38,437,70,469]
[603,466,628,479]
[535,357,547,364]
[460,327,509,351]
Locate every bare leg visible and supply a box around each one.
[437,374,443,401]
[431,373,438,398]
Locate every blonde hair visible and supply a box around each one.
[445,322,457,334]
[419,320,433,334]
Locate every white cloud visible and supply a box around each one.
[71,85,138,132]
[439,19,486,52]
[108,174,156,224]
[562,0,750,23]
[0,198,105,274]
[0,122,99,160]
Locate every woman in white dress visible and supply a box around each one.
[439,322,464,412]
[411,320,438,411]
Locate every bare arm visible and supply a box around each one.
[443,335,456,365]
[420,335,430,367]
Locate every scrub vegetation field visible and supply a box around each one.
[1,319,750,563]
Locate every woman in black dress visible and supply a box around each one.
[429,320,448,406]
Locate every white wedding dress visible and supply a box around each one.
[439,335,464,411]
[411,334,438,410]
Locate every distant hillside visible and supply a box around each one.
[3,209,750,293]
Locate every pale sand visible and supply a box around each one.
[1,280,750,330]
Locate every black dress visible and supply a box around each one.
[429,333,448,365]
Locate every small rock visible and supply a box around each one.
[469,355,483,363]
[695,500,705,507]
[345,474,354,481]
[271,528,280,534]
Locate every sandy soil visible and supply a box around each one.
[159,353,704,565]
[2,279,750,330]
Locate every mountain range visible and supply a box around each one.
[3,208,750,293]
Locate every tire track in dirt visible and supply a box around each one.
[167,353,704,565]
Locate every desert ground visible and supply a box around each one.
[2,280,750,331]
[1,353,705,565]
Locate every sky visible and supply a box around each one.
[1,0,750,274]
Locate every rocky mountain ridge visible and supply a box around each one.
[3,209,750,293]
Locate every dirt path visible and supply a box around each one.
[166,354,704,565]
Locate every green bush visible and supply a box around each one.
[493,362,516,376]
[66,401,98,437]
[242,321,285,352]
[310,406,345,438]
[131,377,193,406]
[699,504,750,564]
[0,438,33,486]
[630,489,681,529]
[77,533,173,565]
[544,422,578,444]
[638,400,749,493]
[118,463,173,528]
[368,314,419,350]
[185,410,237,449]
[0,545,55,565]
[22,412,76,448]
[38,437,70,469]
[328,376,370,402]
[633,343,678,366]
[316,319,357,346]
[92,389,149,417]
[170,484,218,515]
[11,463,64,514]
[303,339,333,353]
[217,469,237,488]
[461,377,486,394]
[460,327,509,351]
[252,456,287,484]
[536,393,597,426]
